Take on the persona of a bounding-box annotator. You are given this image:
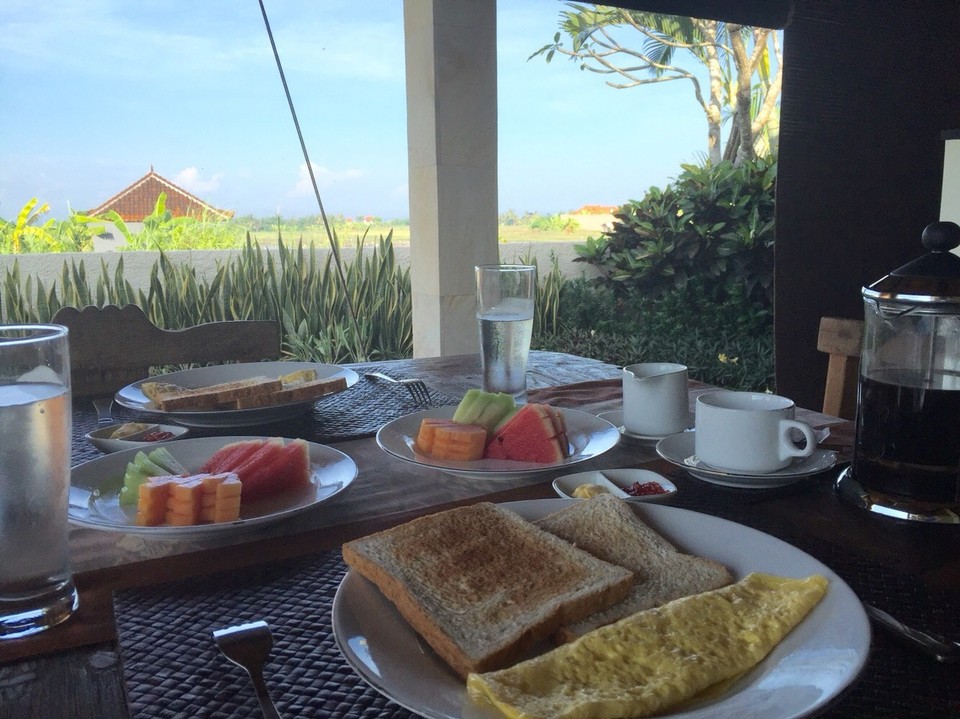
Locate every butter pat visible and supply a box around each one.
[467,572,828,719]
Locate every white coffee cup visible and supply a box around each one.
[622,362,690,437]
[694,391,816,473]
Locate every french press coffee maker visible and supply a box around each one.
[837,221,960,523]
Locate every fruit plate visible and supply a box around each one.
[375,407,620,480]
[68,436,357,537]
[333,499,870,719]
[114,361,359,428]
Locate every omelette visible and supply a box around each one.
[466,572,828,719]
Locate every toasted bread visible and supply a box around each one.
[536,494,733,640]
[147,376,282,411]
[232,375,347,409]
[341,502,635,678]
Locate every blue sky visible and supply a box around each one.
[0,1,708,221]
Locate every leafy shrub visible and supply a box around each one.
[533,276,775,391]
[575,158,776,313]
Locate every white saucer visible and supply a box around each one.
[656,431,839,488]
[597,409,694,442]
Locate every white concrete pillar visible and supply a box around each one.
[403,0,499,357]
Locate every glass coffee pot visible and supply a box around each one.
[838,221,960,523]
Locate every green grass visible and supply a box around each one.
[247,224,596,246]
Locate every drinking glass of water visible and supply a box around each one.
[0,324,78,639]
[475,264,536,401]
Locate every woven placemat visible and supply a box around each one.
[71,372,460,454]
[115,550,416,719]
[113,500,960,719]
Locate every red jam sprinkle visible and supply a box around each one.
[626,481,666,496]
[140,431,175,442]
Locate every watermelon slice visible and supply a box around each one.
[197,437,311,501]
[237,439,310,500]
[484,403,570,463]
[200,439,265,474]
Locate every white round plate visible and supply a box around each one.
[68,436,357,537]
[597,409,694,441]
[375,407,619,480]
[332,499,870,719]
[85,423,189,453]
[114,361,359,428]
[552,468,677,503]
[656,431,839,488]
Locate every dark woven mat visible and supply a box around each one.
[113,493,960,719]
[663,466,960,719]
[72,371,460,454]
[114,550,415,719]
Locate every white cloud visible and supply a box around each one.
[175,167,224,194]
[290,162,363,197]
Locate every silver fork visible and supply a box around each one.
[92,398,115,424]
[364,371,432,407]
[213,621,282,719]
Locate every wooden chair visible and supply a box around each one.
[817,316,863,420]
[51,304,282,398]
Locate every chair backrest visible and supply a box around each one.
[817,316,863,420]
[52,304,282,398]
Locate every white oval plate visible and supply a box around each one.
[114,361,359,428]
[656,431,839,488]
[376,407,620,480]
[552,468,677,503]
[68,436,357,537]
[85,423,189,454]
[332,499,870,719]
[597,409,695,441]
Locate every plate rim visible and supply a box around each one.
[598,408,695,441]
[69,434,357,536]
[332,498,871,719]
[113,361,359,428]
[375,406,620,480]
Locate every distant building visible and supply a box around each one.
[560,204,619,233]
[86,167,233,250]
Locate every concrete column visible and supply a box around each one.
[403,0,499,358]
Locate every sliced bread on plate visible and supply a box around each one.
[341,501,635,678]
[536,493,733,640]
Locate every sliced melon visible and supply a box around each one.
[484,404,567,463]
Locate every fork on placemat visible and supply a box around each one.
[213,621,282,719]
[364,371,432,407]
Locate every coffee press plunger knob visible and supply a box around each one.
[921,221,960,252]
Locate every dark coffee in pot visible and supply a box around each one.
[854,371,960,505]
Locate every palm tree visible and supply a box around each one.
[530,4,781,164]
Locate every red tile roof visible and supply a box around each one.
[571,204,619,215]
[86,168,234,221]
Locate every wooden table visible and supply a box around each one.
[1,351,957,718]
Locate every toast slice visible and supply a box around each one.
[536,493,733,640]
[341,502,635,678]
[145,376,282,411]
[232,375,347,408]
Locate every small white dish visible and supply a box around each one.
[553,468,677,503]
[85,423,189,454]
[597,409,694,442]
[656,431,839,488]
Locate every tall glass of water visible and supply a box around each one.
[0,324,78,639]
[476,264,536,401]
